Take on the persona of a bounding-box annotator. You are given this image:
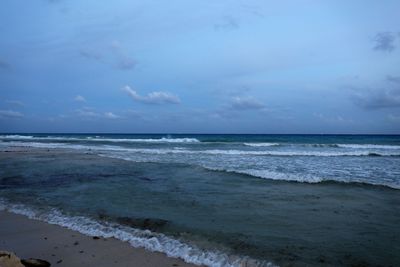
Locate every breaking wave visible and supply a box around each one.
[243,143,280,147]
[0,199,275,267]
[203,167,399,189]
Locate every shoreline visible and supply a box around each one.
[0,210,199,267]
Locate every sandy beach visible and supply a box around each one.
[0,211,198,267]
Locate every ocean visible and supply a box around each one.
[0,134,399,266]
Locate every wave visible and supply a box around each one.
[3,141,400,157]
[204,168,400,189]
[337,144,400,149]
[244,143,400,149]
[87,137,200,143]
[0,199,275,267]
[243,143,280,147]
[0,135,200,143]
[206,167,323,183]
[196,150,400,157]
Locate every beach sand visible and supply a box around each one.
[0,211,198,267]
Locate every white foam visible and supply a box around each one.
[0,199,276,267]
[92,137,201,143]
[202,149,400,157]
[206,168,323,183]
[0,135,200,143]
[337,144,400,149]
[243,143,280,147]
[238,169,323,183]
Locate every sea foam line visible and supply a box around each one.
[337,144,400,149]
[0,199,276,267]
[0,135,200,143]
[243,143,280,147]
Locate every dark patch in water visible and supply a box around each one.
[116,217,169,231]
[367,153,382,157]
[137,176,153,182]
[0,175,25,188]
[97,213,169,231]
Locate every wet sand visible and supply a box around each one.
[0,211,198,267]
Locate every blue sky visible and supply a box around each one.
[0,0,399,133]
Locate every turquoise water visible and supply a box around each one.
[0,134,400,266]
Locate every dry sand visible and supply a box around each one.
[0,211,199,267]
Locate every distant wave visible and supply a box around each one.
[244,143,400,149]
[337,144,400,149]
[0,135,200,143]
[0,199,275,267]
[243,143,280,147]
[87,137,200,143]
[281,143,400,149]
[2,142,400,157]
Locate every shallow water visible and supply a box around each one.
[0,152,398,266]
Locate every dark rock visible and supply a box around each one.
[0,252,11,258]
[21,258,51,267]
[56,260,62,264]
[92,236,100,240]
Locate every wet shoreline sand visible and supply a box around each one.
[0,210,198,267]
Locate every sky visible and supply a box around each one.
[0,0,399,134]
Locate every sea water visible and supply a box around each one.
[0,134,399,266]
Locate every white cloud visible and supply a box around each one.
[388,114,400,122]
[74,95,86,102]
[75,108,121,120]
[104,112,120,119]
[80,40,136,71]
[230,96,264,110]
[122,85,180,104]
[110,41,136,70]
[0,110,24,119]
[314,113,353,124]
[76,108,97,118]
[5,100,24,107]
